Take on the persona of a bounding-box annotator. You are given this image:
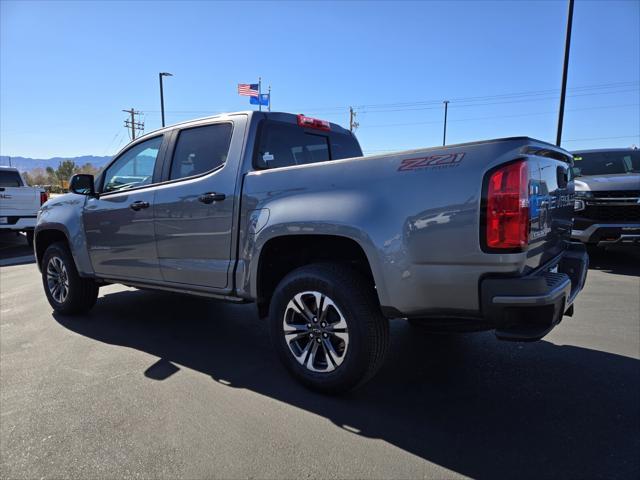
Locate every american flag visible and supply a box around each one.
[238,83,259,97]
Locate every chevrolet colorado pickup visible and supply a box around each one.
[0,166,48,246]
[35,111,588,392]
[571,148,640,248]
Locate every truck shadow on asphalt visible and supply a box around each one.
[0,232,34,266]
[587,246,640,277]
[54,290,640,480]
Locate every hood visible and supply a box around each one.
[574,173,640,192]
[40,192,86,211]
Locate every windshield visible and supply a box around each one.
[572,151,640,176]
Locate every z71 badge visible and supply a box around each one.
[398,152,465,171]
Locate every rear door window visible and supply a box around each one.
[0,170,23,187]
[169,123,233,180]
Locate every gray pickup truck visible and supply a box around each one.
[571,148,640,248]
[35,111,588,392]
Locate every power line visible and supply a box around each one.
[356,88,639,114]
[354,81,639,110]
[102,130,121,155]
[359,103,640,129]
[136,80,639,117]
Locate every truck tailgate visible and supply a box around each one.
[526,151,574,270]
[0,186,40,215]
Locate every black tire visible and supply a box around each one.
[269,263,389,394]
[41,242,99,315]
[586,244,601,258]
[25,230,34,248]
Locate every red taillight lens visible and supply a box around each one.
[40,191,48,205]
[297,114,330,131]
[486,160,529,250]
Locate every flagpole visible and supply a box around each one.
[258,77,262,112]
[268,85,271,112]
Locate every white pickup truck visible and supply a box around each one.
[0,166,48,246]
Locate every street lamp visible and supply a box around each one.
[159,72,173,127]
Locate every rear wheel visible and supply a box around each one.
[269,263,389,393]
[41,242,99,315]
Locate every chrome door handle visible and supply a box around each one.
[129,201,150,211]
[198,192,226,204]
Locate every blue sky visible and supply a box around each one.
[1,0,638,158]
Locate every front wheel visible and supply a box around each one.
[269,264,389,394]
[41,242,99,315]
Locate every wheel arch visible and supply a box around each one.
[253,233,385,318]
[35,227,70,271]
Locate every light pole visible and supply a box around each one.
[442,100,449,146]
[556,0,574,146]
[159,72,173,127]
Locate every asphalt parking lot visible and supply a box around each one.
[1,232,639,479]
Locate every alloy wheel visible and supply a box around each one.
[46,256,69,304]
[283,291,349,372]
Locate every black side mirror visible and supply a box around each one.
[69,174,96,196]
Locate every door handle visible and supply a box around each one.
[198,192,226,204]
[129,200,150,211]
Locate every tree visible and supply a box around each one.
[77,162,100,177]
[56,160,78,184]
[23,161,99,191]
[23,167,49,186]
[22,171,34,186]
[45,166,57,186]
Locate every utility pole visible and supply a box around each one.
[349,107,359,132]
[123,108,144,141]
[556,0,574,146]
[442,100,449,146]
[268,85,271,112]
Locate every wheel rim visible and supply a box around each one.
[283,291,349,373]
[46,256,69,304]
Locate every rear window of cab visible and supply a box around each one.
[254,120,362,169]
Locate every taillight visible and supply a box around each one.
[40,191,48,205]
[297,114,330,131]
[486,160,529,250]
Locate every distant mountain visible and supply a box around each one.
[0,155,112,172]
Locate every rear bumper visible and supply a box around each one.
[572,222,640,246]
[481,242,589,341]
[0,216,37,231]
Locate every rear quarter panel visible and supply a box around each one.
[238,138,565,317]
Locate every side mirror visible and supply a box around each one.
[69,174,96,196]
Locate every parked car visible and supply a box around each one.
[34,111,588,392]
[0,166,48,246]
[571,148,640,249]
